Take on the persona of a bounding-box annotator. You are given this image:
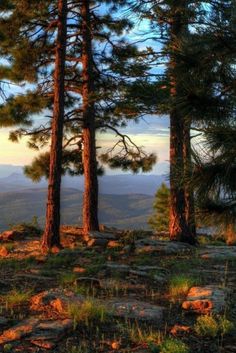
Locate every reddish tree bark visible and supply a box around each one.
[81,0,99,234]
[42,0,67,251]
[169,0,196,244]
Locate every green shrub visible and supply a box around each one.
[194,315,234,337]
[159,338,189,353]
[9,217,42,237]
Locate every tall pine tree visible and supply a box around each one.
[42,0,67,251]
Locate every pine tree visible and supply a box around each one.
[42,0,67,251]
[186,0,236,243]
[129,0,197,243]
[148,183,170,232]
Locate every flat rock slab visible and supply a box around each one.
[182,285,229,314]
[0,317,9,326]
[0,318,73,347]
[85,231,118,241]
[108,299,164,322]
[199,246,236,259]
[106,263,167,283]
[28,319,73,348]
[30,289,84,314]
[0,318,39,344]
[134,239,193,255]
[106,263,130,274]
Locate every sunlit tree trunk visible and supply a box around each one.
[169,0,196,244]
[81,0,99,234]
[42,0,67,251]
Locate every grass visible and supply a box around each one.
[165,257,203,274]
[67,299,111,328]
[0,257,36,271]
[3,344,13,352]
[2,243,15,252]
[59,272,77,287]
[42,252,77,271]
[169,274,198,297]
[123,322,162,346]
[66,345,89,353]
[9,218,42,237]
[159,338,189,353]
[194,315,234,337]
[2,289,32,308]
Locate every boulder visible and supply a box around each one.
[182,285,229,314]
[30,289,84,314]
[0,230,24,242]
[108,299,164,322]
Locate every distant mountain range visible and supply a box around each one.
[0,169,168,231]
[0,171,167,195]
[0,187,154,231]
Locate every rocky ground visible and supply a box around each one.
[0,227,235,353]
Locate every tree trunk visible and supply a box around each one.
[169,0,195,244]
[183,121,196,238]
[81,0,99,234]
[42,0,67,251]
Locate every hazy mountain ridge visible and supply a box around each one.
[0,172,167,195]
[0,170,167,230]
[0,187,154,231]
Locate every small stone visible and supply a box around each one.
[107,240,121,248]
[111,341,120,350]
[51,246,61,254]
[73,266,86,274]
[0,246,9,257]
[87,238,109,247]
[170,324,191,335]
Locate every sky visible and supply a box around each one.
[0,115,170,175]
